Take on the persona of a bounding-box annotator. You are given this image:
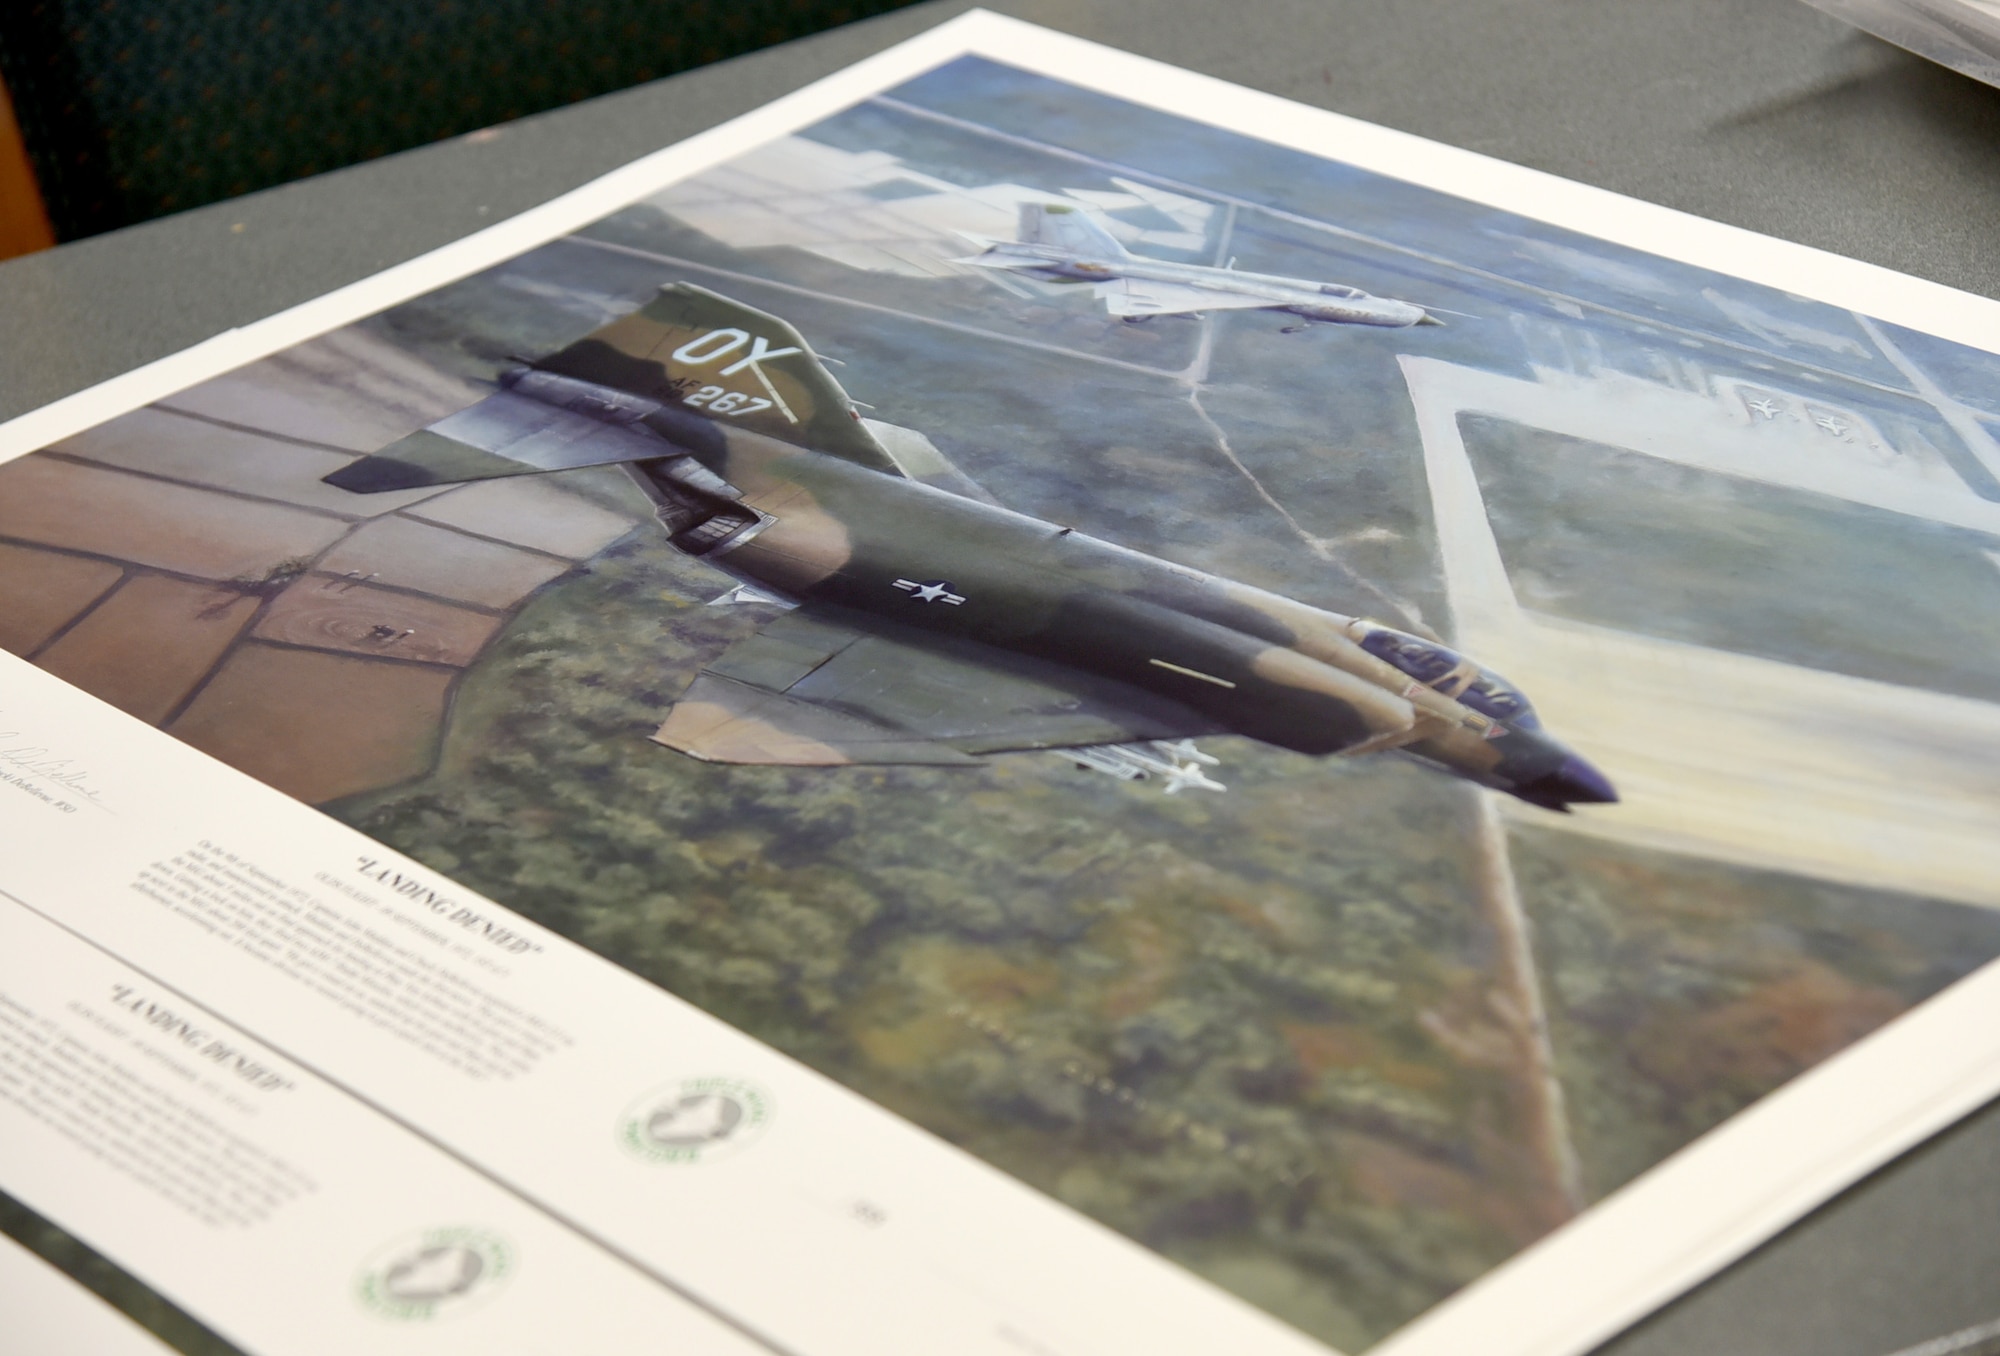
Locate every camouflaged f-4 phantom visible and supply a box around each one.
[325,285,1615,810]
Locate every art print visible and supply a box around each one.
[4,20,1999,1353]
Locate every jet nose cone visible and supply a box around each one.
[1509,755,1619,811]
[1556,755,1619,804]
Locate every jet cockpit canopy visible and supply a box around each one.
[1360,626,1459,685]
[1355,624,1542,730]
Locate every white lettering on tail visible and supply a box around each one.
[672,329,805,424]
[672,328,750,364]
[720,335,803,376]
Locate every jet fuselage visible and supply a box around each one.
[972,241,1434,328]
[583,375,1609,809]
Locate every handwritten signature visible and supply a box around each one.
[0,729,110,810]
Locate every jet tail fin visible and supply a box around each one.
[1017,202,1131,259]
[535,283,898,472]
[325,284,905,495]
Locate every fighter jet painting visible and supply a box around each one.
[325,284,1612,811]
[955,203,1444,331]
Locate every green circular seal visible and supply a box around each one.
[354,1226,513,1321]
[618,1076,772,1165]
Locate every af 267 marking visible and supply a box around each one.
[683,385,772,416]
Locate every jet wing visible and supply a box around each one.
[325,388,674,493]
[653,605,1221,766]
[952,252,1043,271]
[862,419,1000,506]
[1094,277,1276,317]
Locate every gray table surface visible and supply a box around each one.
[4,2,1998,1351]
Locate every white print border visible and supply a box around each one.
[0,13,1997,1356]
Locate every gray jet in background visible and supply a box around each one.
[957,203,1444,331]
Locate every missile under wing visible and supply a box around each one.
[324,284,1613,811]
